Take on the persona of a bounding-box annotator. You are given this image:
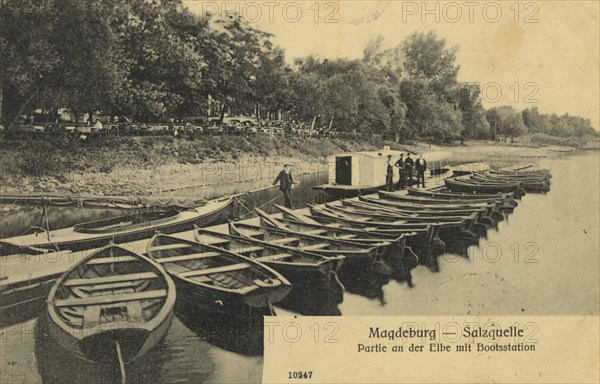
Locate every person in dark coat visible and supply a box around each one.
[404,153,414,186]
[385,155,394,191]
[395,154,406,189]
[415,153,427,188]
[273,164,295,208]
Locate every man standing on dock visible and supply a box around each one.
[385,155,394,191]
[395,153,406,189]
[405,153,414,186]
[415,153,427,188]
[273,164,295,208]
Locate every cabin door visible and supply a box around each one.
[335,156,352,185]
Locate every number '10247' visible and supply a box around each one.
[289,371,313,379]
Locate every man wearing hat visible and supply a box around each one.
[404,152,414,186]
[395,153,406,189]
[385,155,394,191]
[273,163,295,208]
[415,153,427,188]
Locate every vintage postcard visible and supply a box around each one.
[0,1,598,383]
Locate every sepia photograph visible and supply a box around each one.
[0,1,598,383]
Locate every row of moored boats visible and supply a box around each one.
[0,166,550,366]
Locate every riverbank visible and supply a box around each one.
[0,136,587,203]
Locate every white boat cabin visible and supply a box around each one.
[326,148,403,187]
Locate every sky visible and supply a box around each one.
[183,1,600,130]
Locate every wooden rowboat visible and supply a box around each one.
[253,207,419,267]
[316,203,480,245]
[273,205,445,269]
[404,188,518,208]
[343,199,496,231]
[381,190,515,209]
[146,234,291,316]
[226,220,402,275]
[445,177,525,197]
[469,174,550,192]
[358,196,505,225]
[489,168,551,178]
[46,244,175,364]
[1,196,235,254]
[194,225,344,314]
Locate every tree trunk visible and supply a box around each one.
[219,104,226,124]
[6,90,38,133]
[0,77,3,123]
[394,132,400,143]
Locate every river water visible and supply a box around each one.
[1,152,598,383]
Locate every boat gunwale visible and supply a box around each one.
[46,244,176,344]
[147,234,291,296]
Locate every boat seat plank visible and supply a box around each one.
[255,253,292,262]
[299,243,330,251]
[86,256,138,265]
[54,289,167,307]
[234,246,265,254]
[150,244,194,251]
[179,263,251,278]
[155,252,221,264]
[63,272,158,287]
[82,280,144,292]
[269,237,300,244]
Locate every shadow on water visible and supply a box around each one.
[34,314,161,384]
[0,299,46,328]
[174,304,265,356]
[34,313,222,384]
[338,266,390,305]
[276,277,343,316]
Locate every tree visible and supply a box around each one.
[254,47,295,118]
[522,107,549,134]
[457,83,490,141]
[394,32,464,143]
[486,106,527,140]
[112,0,209,120]
[0,0,61,128]
[199,14,275,122]
[401,31,460,103]
[287,57,405,134]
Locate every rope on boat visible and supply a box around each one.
[233,196,253,216]
[267,299,276,316]
[115,340,127,384]
[236,194,282,220]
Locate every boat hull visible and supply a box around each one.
[45,309,174,363]
[313,184,383,199]
[172,275,287,316]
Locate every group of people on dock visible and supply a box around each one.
[386,153,427,191]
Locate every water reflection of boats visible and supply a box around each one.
[175,304,265,356]
[147,234,291,317]
[35,315,165,384]
[46,244,176,363]
[268,205,424,274]
[339,267,390,304]
[0,298,45,328]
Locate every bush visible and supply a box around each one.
[19,145,62,176]
[530,133,585,148]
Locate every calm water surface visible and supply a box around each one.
[1,153,598,383]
